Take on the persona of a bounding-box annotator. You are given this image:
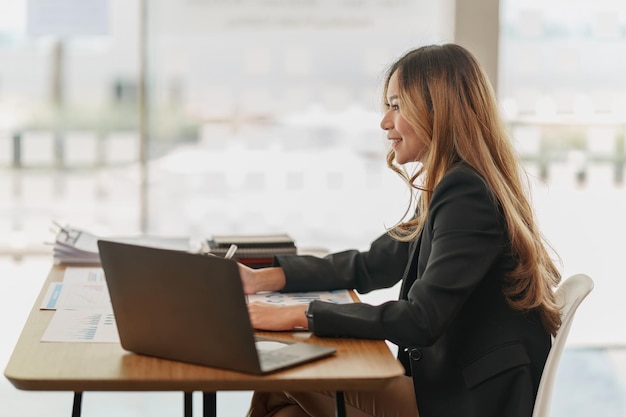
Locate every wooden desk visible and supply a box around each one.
[4,266,405,417]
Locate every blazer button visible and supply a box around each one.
[408,347,422,361]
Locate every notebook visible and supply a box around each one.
[97,240,336,374]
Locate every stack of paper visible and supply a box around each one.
[52,227,102,264]
[50,224,196,265]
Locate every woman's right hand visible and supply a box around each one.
[247,302,308,330]
[237,263,287,294]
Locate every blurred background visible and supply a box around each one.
[1,0,625,415]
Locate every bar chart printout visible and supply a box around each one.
[41,309,119,343]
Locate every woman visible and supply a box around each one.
[239,43,562,417]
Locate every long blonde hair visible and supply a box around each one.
[384,44,562,335]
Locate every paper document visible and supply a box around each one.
[41,282,111,310]
[246,290,353,306]
[41,268,109,310]
[41,309,120,343]
[41,265,119,342]
[63,267,106,283]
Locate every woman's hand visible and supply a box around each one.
[237,263,287,294]
[247,302,308,331]
[238,263,261,294]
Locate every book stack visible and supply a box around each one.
[206,233,297,268]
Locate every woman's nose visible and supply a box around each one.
[380,113,392,131]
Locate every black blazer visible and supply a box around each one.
[275,163,551,417]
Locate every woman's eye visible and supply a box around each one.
[391,104,400,111]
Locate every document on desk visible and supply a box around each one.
[41,308,120,343]
[40,267,120,343]
[40,268,109,310]
[246,290,353,306]
[63,267,106,283]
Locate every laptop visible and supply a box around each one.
[97,240,336,374]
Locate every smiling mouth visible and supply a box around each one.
[389,138,402,145]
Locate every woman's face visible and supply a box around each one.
[380,71,427,165]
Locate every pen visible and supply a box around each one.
[224,244,238,259]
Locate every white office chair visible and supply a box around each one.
[532,273,594,417]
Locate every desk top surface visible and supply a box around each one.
[5,266,404,392]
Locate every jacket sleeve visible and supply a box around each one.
[307,167,507,347]
[274,233,411,294]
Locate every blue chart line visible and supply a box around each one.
[73,313,101,341]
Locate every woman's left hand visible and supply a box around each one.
[247,302,308,331]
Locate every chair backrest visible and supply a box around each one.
[532,273,594,417]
